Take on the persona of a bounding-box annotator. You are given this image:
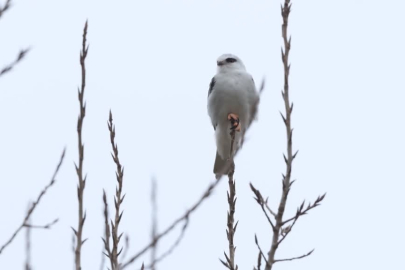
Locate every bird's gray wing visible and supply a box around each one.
[207,77,217,130]
[208,77,216,97]
[247,77,260,125]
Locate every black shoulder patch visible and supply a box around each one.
[208,77,215,97]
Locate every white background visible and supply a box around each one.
[1,0,404,269]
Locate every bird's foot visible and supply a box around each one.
[228,113,241,132]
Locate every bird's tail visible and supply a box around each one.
[213,151,234,179]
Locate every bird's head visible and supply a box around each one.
[216,54,246,73]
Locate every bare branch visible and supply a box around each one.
[121,235,130,262]
[254,235,268,268]
[278,194,326,245]
[143,218,189,270]
[107,110,126,269]
[250,183,275,229]
[0,49,30,78]
[257,2,326,269]
[102,190,114,270]
[265,2,295,268]
[0,148,66,255]
[282,193,326,225]
[24,205,32,270]
[23,218,59,229]
[255,251,262,270]
[73,20,89,270]
[274,249,314,263]
[264,198,277,217]
[120,177,221,269]
[0,0,11,20]
[150,178,158,270]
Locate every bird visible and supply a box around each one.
[207,54,259,178]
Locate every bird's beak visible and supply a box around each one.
[217,60,224,66]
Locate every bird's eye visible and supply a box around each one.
[226,58,237,63]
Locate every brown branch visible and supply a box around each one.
[107,111,126,269]
[274,249,314,263]
[144,218,189,270]
[254,251,262,270]
[0,49,30,78]
[23,218,59,229]
[264,198,277,217]
[251,2,326,269]
[278,194,326,245]
[0,148,66,255]
[73,20,89,270]
[282,194,326,226]
[102,190,114,270]
[150,178,157,270]
[254,235,268,268]
[121,235,130,261]
[264,2,295,269]
[0,0,11,20]
[250,183,275,229]
[220,130,238,270]
[24,205,32,270]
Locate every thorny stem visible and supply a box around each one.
[108,111,126,269]
[220,130,238,270]
[74,21,89,270]
[102,191,114,270]
[265,2,293,269]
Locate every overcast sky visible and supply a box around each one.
[1,0,404,269]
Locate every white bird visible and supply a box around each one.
[207,54,259,178]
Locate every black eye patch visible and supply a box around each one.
[225,58,237,63]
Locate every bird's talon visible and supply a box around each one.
[228,113,241,132]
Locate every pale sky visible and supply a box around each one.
[1,0,404,269]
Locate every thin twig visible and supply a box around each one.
[254,251,262,270]
[264,198,277,217]
[23,218,59,229]
[250,184,275,229]
[0,149,66,255]
[102,190,114,270]
[121,235,130,262]
[278,194,326,245]
[254,234,268,268]
[282,194,326,225]
[24,205,32,270]
[0,49,30,78]
[144,218,189,270]
[274,249,314,263]
[258,2,325,268]
[107,111,126,269]
[99,249,106,270]
[264,2,295,269]
[120,178,221,269]
[0,0,11,20]
[73,20,89,270]
[150,178,158,270]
